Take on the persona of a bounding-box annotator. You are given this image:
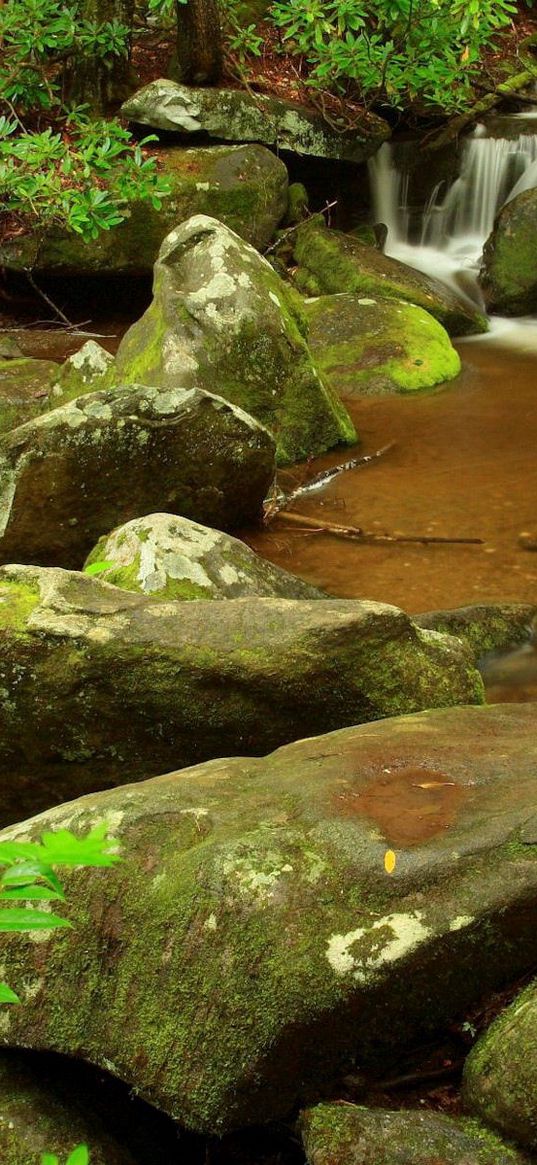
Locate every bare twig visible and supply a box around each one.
[273,511,483,546]
[263,200,337,254]
[23,271,74,327]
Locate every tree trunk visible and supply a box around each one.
[175,0,223,86]
[66,0,136,113]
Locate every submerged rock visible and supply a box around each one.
[0,1052,136,1165]
[85,512,324,599]
[2,704,537,1134]
[300,1102,528,1164]
[0,144,288,276]
[49,340,114,406]
[480,187,537,315]
[0,357,58,434]
[463,980,537,1150]
[0,564,482,820]
[112,215,356,465]
[121,79,390,164]
[293,219,488,337]
[0,383,275,569]
[304,292,460,395]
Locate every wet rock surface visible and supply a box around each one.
[1,704,537,1134]
[464,979,537,1150]
[480,187,537,315]
[0,357,58,434]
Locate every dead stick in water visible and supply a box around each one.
[275,511,483,546]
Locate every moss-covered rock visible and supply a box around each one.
[3,703,537,1135]
[0,383,276,569]
[121,79,391,164]
[416,602,537,658]
[49,341,114,406]
[0,358,58,434]
[0,1052,136,1165]
[480,187,537,315]
[111,216,356,465]
[0,563,483,820]
[304,293,460,396]
[300,1102,528,1164]
[293,220,488,337]
[0,144,288,276]
[463,979,537,1150]
[85,512,324,599]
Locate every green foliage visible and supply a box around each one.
[270,0,517,109]
[42,1146,90,1165]
[83,559,116,575]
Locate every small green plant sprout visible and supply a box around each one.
[42,1144,90,1165]
[0,821,120,1004]
[83,560,115,576]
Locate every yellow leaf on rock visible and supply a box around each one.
[384,849,396,875]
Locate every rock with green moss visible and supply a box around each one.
[85,512,324,599]
[293,220,488,337]
[304,293,460,395]
[0,384,275,569]
[0,563,483,821]
[300,1102,528,1164]
[48,341,114,406]
[0,144,288,277]
[0,358,58,434]
[4,702,537,1134]
[463,979,537,1150]
[416,602,537,658]
[121,79,390,164]
[111,216,356,465]
[480,188,537,315]
[0,1052,136,1165]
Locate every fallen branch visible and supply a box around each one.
[263,200,337,255]
[274,510,483,546]
[422,66,537,151]
[24,269,73,327]
[264,443,395,521]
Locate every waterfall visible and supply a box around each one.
[368,126,537,312]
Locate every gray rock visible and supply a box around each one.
[0,357,58,434]
[416,602,537,657]
[2,703,537,1135]
[49,340,114,405]
[0,383,276,569]
[111,215,356,465]
[480,187,537,315]
[121,79,391,164]
[85,512,325,599]
[0,144,288,276]
[0,563,483,821]
[301,1102,528,1164]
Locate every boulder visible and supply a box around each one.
[300,1103,528,1164]
[304,292,460,396]
[293,220,488,337]
[416,602,537,657]
[85,512,324,599]
[121,79,390,164]
[0,144,288,276]
[0,1052,136,1165]
[3,704,537,1135]
[111,216,356,465]
[0,383,275,569]
[0,357,58,434]
[463,980,537,1149]
[480,187,537,315]
[0,564,483,821]
[49,341,114,406]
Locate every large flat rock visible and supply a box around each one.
[1,704,537,1135]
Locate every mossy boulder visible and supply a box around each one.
[85,512,324,599]
[111,216,356,465]
[0,358,58,434]
[293,220,488,337]
[121,79,390,164]
[0,145,288,277]
[0,383,276,569]
[416,602,537,658]
[300,1102,528,1164]
[4,704,537,1134]
[304,293,460,396]
[463,980,537,1149]
[480,187,537,315]
[49,341,114,406]
[0,564,483,821]
[0,1052,136,1165]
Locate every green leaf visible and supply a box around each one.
[1,859,64,896]
[0,980,20,1004]
[67,1147,90,1165]
[0,907,72,932]
[41,1155,59,1165]
[0,885,64,901]
[83,560,114,576]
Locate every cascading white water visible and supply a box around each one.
[368,125,537,321]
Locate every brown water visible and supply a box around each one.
[248,337,537,614]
